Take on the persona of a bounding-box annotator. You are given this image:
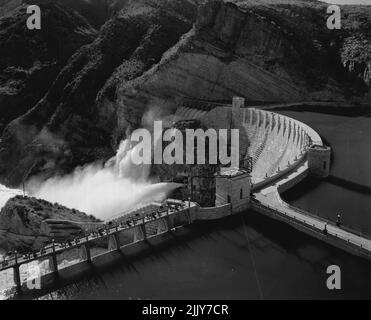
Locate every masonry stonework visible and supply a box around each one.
[308,145,332,178]
[215,169,251,214]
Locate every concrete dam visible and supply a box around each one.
[175,98,326,187]
[1,97,370,295]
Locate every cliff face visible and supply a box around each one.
[0,196,100,252]
[0,0,369,187]
[116,0,371,106]
[112,0,370,144]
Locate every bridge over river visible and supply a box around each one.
[0,200,199,293]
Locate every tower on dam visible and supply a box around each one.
[215,167,251,213]
[308,145,332,178]
[231,96,249,164]
[232,96,244,126]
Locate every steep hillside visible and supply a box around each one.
[112,0,370,147]
[0,0,369,187]
[0,0,199,186]
[0,3,97,133]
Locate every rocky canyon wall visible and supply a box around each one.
[0,0,369,186]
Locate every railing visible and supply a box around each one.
[0,202,192,273]
[107,202,160,224]
[251,199,371,256]
[252,147,308,192]
[282,201,371,241]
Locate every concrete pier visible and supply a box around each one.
[13,265,21,291]
[49,254,58,274]
[165,214,174,230]
[80,243,91,262]
[108,234,121,251]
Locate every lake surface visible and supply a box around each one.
[279,111,371,236]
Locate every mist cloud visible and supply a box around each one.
[26,136,180,221]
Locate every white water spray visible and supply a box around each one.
[24,136,180,220]
[0,185,24,210]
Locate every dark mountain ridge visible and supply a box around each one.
[0,0,369,187]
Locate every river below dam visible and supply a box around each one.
[2,109,371,300]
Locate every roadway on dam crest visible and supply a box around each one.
[254,186,371,259]
[247,106,371,261]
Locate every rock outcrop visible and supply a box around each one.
[0,196,101,252]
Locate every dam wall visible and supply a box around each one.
[174,102,325,192]
[239,108,320,188]
[244,106,370,261]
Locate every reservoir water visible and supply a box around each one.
[279,111,371,236]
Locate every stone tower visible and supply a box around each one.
[215,168,251,214]
[232,96,244,126]
[308,144,331,178]
[231,96,249,164]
